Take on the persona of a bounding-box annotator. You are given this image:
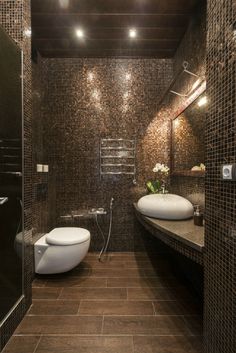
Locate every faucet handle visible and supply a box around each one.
[0,197,8,205]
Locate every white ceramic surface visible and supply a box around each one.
[34,227,90,274]
[137,194,194,220]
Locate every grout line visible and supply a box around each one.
[152,302,156,315]
[17,333,202,338]
[76,301,81,315]
[32,334,42,353]
[57,287,63,299]
[101,315,105,335]
[132,335,135,353]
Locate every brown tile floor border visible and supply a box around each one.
[128,287,195,301]
[71,267,170,278]
[35,335,134,353]
[71,268,148,278]
[32,287,62,300]
[127,287,177,301]
[2,336,41,353]
[16,316,103,335]
[102,315,193,335]
[82,258,170,270]
[43,277,107,288]
[153,300,200,316]
[78,300,154,316]
[28,300,80,316]
[133,335,203,353]
[183,315,203,336]
[59,287,127,300]
[32,279,47,288]
[107,276,181,288]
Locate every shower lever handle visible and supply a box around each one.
[0,197,8,205]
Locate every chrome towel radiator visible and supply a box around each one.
[100,138,136,184]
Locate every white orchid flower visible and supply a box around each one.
[153,163,169,174]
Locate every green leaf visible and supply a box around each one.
[146,180,161,194]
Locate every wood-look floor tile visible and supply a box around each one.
[44,277,107,288]
[128,287,175,300]
[60,287,127,300]
[183,315,203,336]
[107,277,179,288]
[72,268,147,278]
[32,278,47,287]
[35,336,133,353]
[16,316,102,335]
[79,300,154,315]
[109,252,151,260]
[81,260,127,269]
[153,300,201,315]
[133,335,203,353]
[32,287,61,299]
[2,336,40,353]
[103,315,191,335]
[28,300,80,315]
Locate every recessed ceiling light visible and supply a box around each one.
[129,28,137,39]
[75,28,84,38]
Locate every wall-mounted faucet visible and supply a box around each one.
[0,197,8,205]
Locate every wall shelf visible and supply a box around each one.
[172,170,205,178]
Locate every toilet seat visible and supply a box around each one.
[46,227,90,246]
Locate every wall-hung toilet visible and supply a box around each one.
[34,227,90,274]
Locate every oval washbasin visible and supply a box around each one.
[137,194,194,220]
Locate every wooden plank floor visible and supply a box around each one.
[3,252,203,353]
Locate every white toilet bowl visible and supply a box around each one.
[34,227,90,274]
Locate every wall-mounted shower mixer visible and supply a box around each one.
[90,198,114,261]
[88,208,107,215]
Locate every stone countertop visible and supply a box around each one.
[134,203,204,253]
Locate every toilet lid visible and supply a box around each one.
[46,227,90,246]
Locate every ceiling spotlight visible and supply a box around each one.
[198,96,208,107]
[129,28,137,39]
[75,28,84,38]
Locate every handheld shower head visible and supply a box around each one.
[110,197,114,209]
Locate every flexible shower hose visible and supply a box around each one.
[95,197,114,261]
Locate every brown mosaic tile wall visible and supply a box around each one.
[37,57,173,251]
[0,0,32,350]
[32,55,49,239]
[205,0,236,352]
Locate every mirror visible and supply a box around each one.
[0,26,24,324]
[171,92,206,176]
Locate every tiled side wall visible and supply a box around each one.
[205,0,236,352]
[37,58,173,251]
[0,1,32,350]
[32,55,49,238]
[166,1,206,205]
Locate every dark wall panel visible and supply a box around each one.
[205,0,236,352]
[0,1,32,350]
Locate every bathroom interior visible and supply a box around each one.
[0,0,235,352]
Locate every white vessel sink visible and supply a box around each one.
[137,194,194,220]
